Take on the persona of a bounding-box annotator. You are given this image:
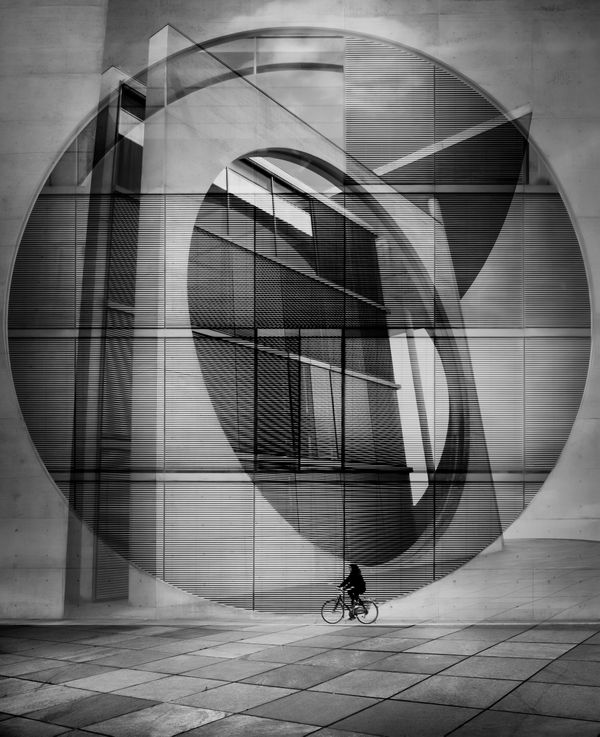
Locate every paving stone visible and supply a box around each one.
[312,730,386,737]
[71,647,129,663]
[479,641,577,659]
[331,699,479,737]
[439,626,528,643]
[157,627,224,639]
[197,632,251,644]
[91,649,184,668]
[312,669,427,698]
[101,636,177,651]
[0,638,43,653]
[0,716,68,735]
[405,640,493,656]
[301,648,394,670]
[184,659,282,681]
[0,684,97,716]
[77,634,138,647]
[392,673,517,708]
[290,634,371,649]
[187,642,274,659]
[246,690,378,727]
[181,713,317,735]
[62,668,165,692]
[128,627,178,636]
[25,661,117,684]
[279,626,345,639]
[0,658,63,677]
[78,630,130,641]
[531,657,600,686]
[0,678,44,698]
[147,637,227,654]
[10,629,94,644]
[22,644,111,661]
[365,628,414,637]
[87,702,226,736]
[442,655,550,681]
[344,637,428,653]
[449,709,600,736]
[244,663,346,688]
[242,625,302,635]
[241,631,323,645]
[508,627,597,644]
[245,646,328,663]
[115,675,226,701]
[27,692,157,727]
[398,626,467,639]
[329,627,407,638]
[492,681,600,721]
[175,682,295,712]
[0,654,29,666]
[145,628,196,639]
[560,643,600,661]
[133,653,228,674]
[337,627,402,637]
[362,652,465,675]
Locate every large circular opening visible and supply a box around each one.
[8,29,590,611]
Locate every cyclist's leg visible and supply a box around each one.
[348,587,358,617]
[356,590,366,613]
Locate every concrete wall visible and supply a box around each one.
[0,0,109,617]
[1,0,599,618]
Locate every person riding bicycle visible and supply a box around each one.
[339,563,366,619]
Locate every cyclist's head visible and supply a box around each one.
[350,563,360,571]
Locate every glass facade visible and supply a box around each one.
[7,30,590,612]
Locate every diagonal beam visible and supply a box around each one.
[374,104,531,177]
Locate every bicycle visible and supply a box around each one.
[321,588,378,624]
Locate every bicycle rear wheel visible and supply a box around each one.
[355,599,378,624]
[321,598,344,623]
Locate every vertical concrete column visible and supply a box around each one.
[128,28,169,597]
[129,26,205,603]
[0,0,109,618]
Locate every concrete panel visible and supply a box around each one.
[0,5,106,75]
[530,117,600,218]
[0,568,65,619]
[0,0,110,618]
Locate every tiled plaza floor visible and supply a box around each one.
[1,618,600,735]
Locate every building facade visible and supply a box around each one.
[1,1,599,618]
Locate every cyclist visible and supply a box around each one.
[339,563,366,619]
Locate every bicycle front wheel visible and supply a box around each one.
[356,599,378,624]
[321,598,344,624]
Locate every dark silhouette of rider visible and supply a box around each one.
[339,563,366,619]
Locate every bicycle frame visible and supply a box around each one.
[321,589,378,624]
[339,591,365,611]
